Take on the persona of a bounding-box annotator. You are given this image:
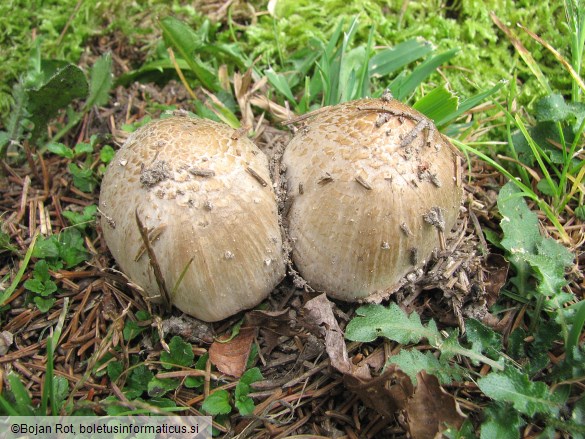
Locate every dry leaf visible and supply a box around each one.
[484,253,509,307]
[0,331,13,356]
[344,365,413,418]
[303,294,369,379]
[302,294,466,439]
[209,326,258,378]
[406,371,466,439]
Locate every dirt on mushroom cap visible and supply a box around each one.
[99,115,286,322]
[282,98,464,302]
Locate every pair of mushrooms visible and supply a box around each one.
[99,97,463,322]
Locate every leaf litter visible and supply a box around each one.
[0,23,583,439]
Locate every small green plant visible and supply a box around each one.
[0,301,69,415]
[0,48,112,158]
[201,367,263,417]
[345,177,582,437]
[32,228,90,270]
[47,135,114,194]
[23,259,58,312]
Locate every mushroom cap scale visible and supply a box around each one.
[99,116,286,322]
[282,98,463,302]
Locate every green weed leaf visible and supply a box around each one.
[126,364,154,399]
[369,38,434,77]
[47,142,74,158]
[234,367,263,416]
[123,310,150,342]
[345,303,441,345]
[68,163,98,193]
[534,94,570,122]
[202,390,231,415]
[480,402,524,439]
[346,303,503,371]
[62,204,97,231]
[465,319,502,360]
[478,367,562,416]
[160,336,194,370]
[387,349,462,385]
[99,144,115,164]
[27,63,88,141]
[147,377,179,398]
[107,362,123,382]
[86,52,113,108]
[497,182,573,305]
[160,17,219,92]
[412,85,458,123]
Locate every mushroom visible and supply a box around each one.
[99,115,286,322]
[282,97,463,302]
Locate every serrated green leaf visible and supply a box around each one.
[388,349,461,385]
[47,142,74,158]
[534,93,570,122]
[27,63,88,141]
[478,367,562,416]
[235,396,255,416]
[86,52,113,108]
[62,204,97,231]
[160,336,194,370]
[99,145,115,164]
[107,362,123,382]
[465,318,502,359]
[345,303,441,345]
[147,377,179,398]
[201,390,231,415]
[68,163,98,193]
[126,364,154,398]
[239,367,263,386]
[73,141,93,156]
[33,296,56,313]
[480,402,524,439]
[497,182,542,295]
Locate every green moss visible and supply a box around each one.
[241,0,571,103]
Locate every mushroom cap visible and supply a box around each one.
[99,115,286,322]
[282,98,463,302]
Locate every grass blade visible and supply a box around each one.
[389,48,459,101]
[0,232,38,306]
[412,85,458,123]
[160,17,219,92]
[369,38,434,77]
[436,80,507,127]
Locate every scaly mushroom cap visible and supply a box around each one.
[99,115,286,322]
[282,97,463,302]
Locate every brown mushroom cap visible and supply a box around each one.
[282,98,463,302]
[99,115,286,322]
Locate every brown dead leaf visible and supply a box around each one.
[344,365,413,418]
[483,253,509,307]
[209,326,258,378]
[161,315,214,343]
[303,294,370,379]
[406,371,466,439]
[246,308,295,356]
[245,309,294,335]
